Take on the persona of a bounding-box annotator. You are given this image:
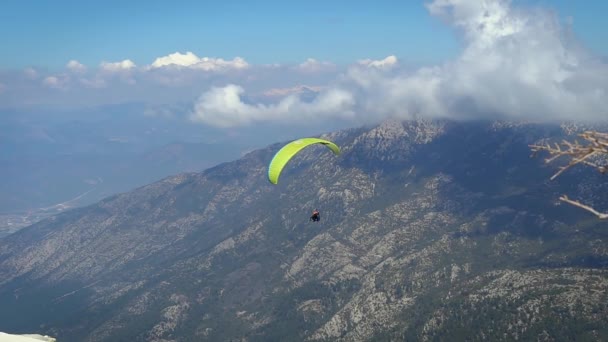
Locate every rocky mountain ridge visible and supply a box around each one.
[0,119,606,341]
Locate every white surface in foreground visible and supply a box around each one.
[0,333,56,342]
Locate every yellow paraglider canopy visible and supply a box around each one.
[267,138,341,184]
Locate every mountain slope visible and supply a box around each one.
[0,119,607,341]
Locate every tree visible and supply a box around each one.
[530,130,608,220]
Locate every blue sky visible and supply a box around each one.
[2,0,606,70]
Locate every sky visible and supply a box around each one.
[0,0,459,68]
[1,0,608,128]
[1,0,606,69]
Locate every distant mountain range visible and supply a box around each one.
[0,119,607,341]
[0,105,245,214]
[0,104,350,217]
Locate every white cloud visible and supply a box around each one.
[95,59,138,86]
[42,75,69,89]
[6,0,607,124]
[391,0,608,122]
[357,55,398,69]
[190,84,355,127]
[296,58,335,72]
[66,60,86,73]
[189,0,607,127]
[149,51,249,71]
[100,59,136,72]
[150,51,200,68]
[197,56,248,71]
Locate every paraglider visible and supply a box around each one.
[267,137,340,223]
[310,209,320,222]
[267,137,341,185]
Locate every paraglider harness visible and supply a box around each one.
[310,210,320,222]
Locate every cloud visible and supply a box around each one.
[42,75,69,89]
[357,55,398,69]
[94,59,138,86]
[42,76,60,87]
[392,0,608,122]
[189,0,607,127]
[149,51,249,71]
[2,54,341,110]
[189,84,355,127]
[100,59,136,72]
[66,60,86,73]
[150,51,200,68]
[296,58,335,72]
[4,0,607,125]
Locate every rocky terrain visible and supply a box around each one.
[0,119,606,341]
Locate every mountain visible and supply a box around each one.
[0,119,607,341]
[0,104,351,218]
[0,140,247,239]
[0,105,245,215]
